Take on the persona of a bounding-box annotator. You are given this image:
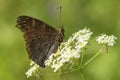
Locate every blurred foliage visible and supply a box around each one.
[0,0,119,80]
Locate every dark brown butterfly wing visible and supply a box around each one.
[16,16,64,67]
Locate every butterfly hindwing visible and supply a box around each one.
[16,16,64,67]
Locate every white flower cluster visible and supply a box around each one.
[96,34,117,46]
[45,28,93,72]
[25,28,117,78]
[25,61,39,78]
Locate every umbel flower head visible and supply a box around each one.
[96,34,117,46]
[45,28,93,72]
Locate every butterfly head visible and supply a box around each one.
[58,26,64,42]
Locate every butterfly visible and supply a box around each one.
[16,16,64,67]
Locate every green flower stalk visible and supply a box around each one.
[83,34,117,67]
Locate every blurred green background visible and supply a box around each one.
[0,0,119,80]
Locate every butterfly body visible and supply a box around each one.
[16,16,64,67]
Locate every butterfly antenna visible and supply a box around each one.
[57,6,62,28]
[57,0,62,27]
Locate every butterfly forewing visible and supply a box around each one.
[16,16,64,67]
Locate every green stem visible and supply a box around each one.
[83,49,102,67]
[80,69,86,80]
[80,49,85,66]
